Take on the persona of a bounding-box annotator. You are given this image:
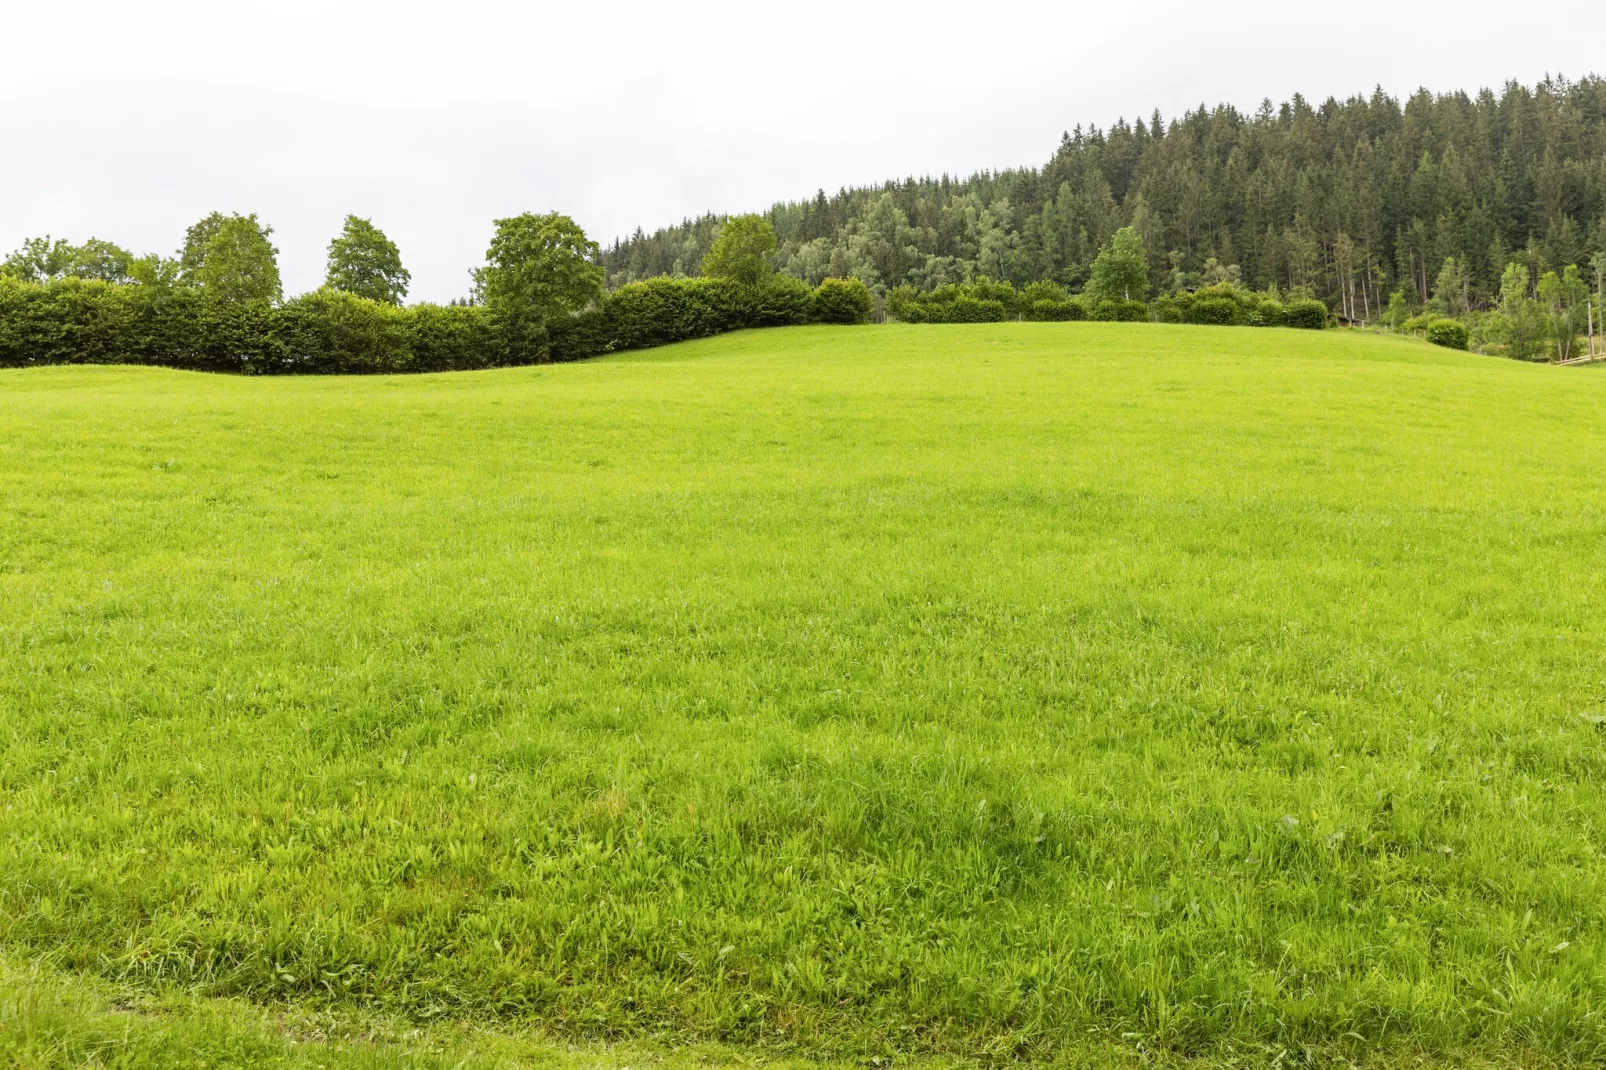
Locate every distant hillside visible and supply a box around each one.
[602,76,1606,315]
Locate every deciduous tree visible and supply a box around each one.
[702,215,777,287]
[1086,227,1149,302]
[326,216,410,305]
[192,215,281,302]
[474,213,602,320]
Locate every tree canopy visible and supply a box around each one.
[1086,227,1149,302]
[474,212,602,320]
[192,214,282,303]
[702,215,776,287]
[325,216,410,305]
[1,237,139,284]
[602,75,1606,322]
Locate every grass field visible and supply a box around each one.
[3,323,1605,1068]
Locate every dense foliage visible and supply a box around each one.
[1426,317,1471,349]
[886,275,1326,329]
[701,215,778,287]
[602,76,1606,353]
[0,273,874,373]
[325,215,410,305]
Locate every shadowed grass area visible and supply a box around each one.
[2,323,1604,1066]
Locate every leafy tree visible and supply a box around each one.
[129,254,181,288]
[1201,258,1241,286]
[1,236,138,283]
[1086,227,1149,302]
[1382,289,1412,331]
[2,237,74,281]
[1537,264,1589,361]
[193,214,282,303]
[179,213,228,283]
[326,215,410,305]
[702,215,777,287]
[1489,263,1544,360]
[473,212,602,320]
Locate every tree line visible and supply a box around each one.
[603,75,1606,358]
[0,212,872,373]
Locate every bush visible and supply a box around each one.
[944,297,1008,323]
[1150,294,1185,323]
[812,278,873,325]
[273,289,413,373]
[1090,299,1150,322]
[546,307,611,364]
[604,276,745,351]
[890,279,1020,323]
[1024,299,1086,322]
[1283,298,1329,330]
[743,275,813,328]
[1185,295,1241,326]
[409,303,502,372]
[967,278,1020,317]
[1426,318,1470,350]
[1021,280,1069,305]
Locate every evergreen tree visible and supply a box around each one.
[601,75,1606,320]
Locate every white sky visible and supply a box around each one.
[4,1,1602,303]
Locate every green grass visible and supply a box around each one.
[3,323,1605,1067]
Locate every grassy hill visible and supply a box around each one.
[3,325,1605,1068]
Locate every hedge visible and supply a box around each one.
[812,277,874,325]
[0,275,875,373]
[887,278,1325,330]
[1426,317,1470,350]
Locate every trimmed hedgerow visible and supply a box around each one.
[1283,298,1330,330]
[0,273,875,374]
[812,278,874,325]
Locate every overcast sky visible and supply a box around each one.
[4,1,1602,302]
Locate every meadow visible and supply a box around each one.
[2,323,1605,1067]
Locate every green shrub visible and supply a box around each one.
[884,284,921,322]
[409,303,501,372]
[945,297,1008,323]
[1283,298,1329,330]
[1024,299,1086,322]
[968,278,1020,317]
[273,289,413,373]
[1021,280,1070,305]
[812,278,873,325]
[1247,301,1287,328]
[1090,299,1150,322]
[605,276,745,351]
[1150,294,1185,323]
[1426,318,1470,350]
[742,275,813,328]
[1185,295,1241,326]
[546,307,612,363]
